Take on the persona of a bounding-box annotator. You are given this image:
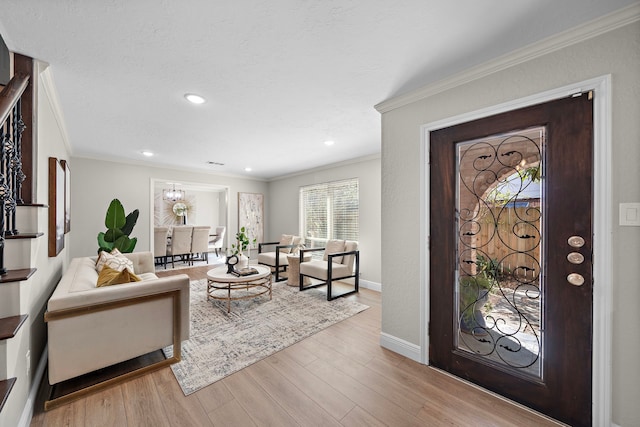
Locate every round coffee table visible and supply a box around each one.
[206,265,272,313]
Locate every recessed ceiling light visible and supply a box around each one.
[324,140,335,146]
[244,167,252,172]
[141,150,154,157]
[184,93,206,104]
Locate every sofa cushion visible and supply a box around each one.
[257,251,289,267]
[300,260,351,280]
[97,265,142,287]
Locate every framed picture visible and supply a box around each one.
[61,159,71,233]
[48,157,65,256]
[238,192,263,249]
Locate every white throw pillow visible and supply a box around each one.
[323,239,346,263]
[96,249,134,274]
[279,234,295,254]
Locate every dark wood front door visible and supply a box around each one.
[429,94,593,427]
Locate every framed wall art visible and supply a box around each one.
[48,157,65,256]
[61,159,71,233]
[238,192,263,249]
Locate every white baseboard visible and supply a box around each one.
[18,344,48,427]
[379,332,421,362]
[359,279,381,292]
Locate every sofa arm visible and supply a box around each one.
[46,274,190,386]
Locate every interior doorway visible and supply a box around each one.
[150,179,230,256]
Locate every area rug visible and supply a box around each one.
[163,279,369,395]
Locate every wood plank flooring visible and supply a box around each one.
[30,265,562,426]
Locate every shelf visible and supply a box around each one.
[16,203,48,208]
[0,314,28,341]
[0,378,16,413]
[5,232,44,239]
[0,268,36,284]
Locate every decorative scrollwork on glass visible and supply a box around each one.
[456,127,544,378]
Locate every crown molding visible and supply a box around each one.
[374,3,640,113]
[267,152,381,182]
[38,62,74,155]
[72,154,270,182]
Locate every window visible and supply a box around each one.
[299,178,359,249]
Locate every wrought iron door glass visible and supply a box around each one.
[455,126,544,379]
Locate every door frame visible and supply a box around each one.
[419,75,612,425]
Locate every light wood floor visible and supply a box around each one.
[31,265,561,426]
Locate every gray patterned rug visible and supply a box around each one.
[163,279,369,395]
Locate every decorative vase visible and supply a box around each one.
[237,254,249,269]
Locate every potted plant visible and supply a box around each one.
[230,226,256,268]
[97,199,139,253]
[459,275,494,335]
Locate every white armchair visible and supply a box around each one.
[257,234,302,282]
[299,240,359,301]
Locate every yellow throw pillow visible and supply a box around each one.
[97,264,141,287]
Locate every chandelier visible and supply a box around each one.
[162,183,185,202]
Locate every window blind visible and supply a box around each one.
[299,178,359,248]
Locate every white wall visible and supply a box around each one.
[378,21,640,426]
[70,159,268,259]
[153,188,223,228]
[3,64,72,427]
[268,156,381,285]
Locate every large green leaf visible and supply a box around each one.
[105,199,126,230]
[97,232,114,251]
[113,235,137,253]
[123,236,137,253]
[121,209,139,236]
[104,228,124,242]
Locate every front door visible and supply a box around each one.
[429,94,593,427]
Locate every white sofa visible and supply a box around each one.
[45,251,190,388]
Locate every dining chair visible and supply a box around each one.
[208,226,226,257]
[191,225,211,263]
[167,225,194,268]
[153,226,170,269]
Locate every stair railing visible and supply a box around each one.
[0,74,29,275]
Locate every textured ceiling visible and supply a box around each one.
[0,1,636,179]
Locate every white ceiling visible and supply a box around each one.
[0,1,636,179]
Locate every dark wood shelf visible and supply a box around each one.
[5,232,44,239]
[17,202,48,208]
[0,378,16,413]
[0,314,28,341]
[0,268,37,284]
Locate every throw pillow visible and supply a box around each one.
[96,249,135,274]
[323,239,346,263]
[279,234,295,254]
[96,264,141,287]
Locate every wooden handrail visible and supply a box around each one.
[0,73,29,125]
